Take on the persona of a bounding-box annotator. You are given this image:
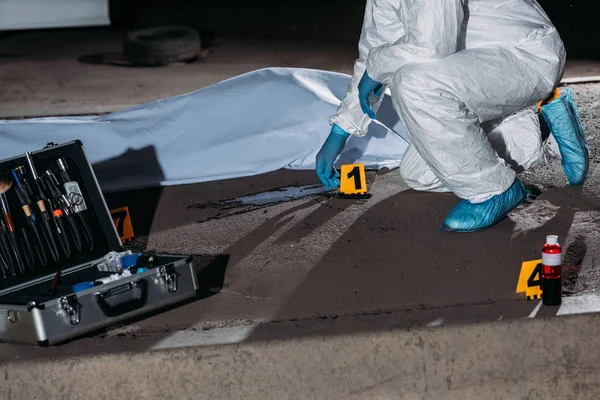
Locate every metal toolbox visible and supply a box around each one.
[0,141,198,346]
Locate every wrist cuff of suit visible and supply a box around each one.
[331,124,351,138]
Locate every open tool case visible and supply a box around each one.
[0,141,198,346]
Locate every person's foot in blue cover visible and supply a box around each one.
[541,87,589,186]
[439,179,530,233]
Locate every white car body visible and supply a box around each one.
[0,0,110,30]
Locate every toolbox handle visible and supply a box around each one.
[94,280,148,318]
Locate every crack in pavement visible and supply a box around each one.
[109,297,541,339]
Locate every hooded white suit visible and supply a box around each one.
[330,0,566,202]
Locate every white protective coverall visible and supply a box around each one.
[330,0,566,202]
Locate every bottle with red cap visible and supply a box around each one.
[541,235,562,306]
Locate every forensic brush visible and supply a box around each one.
[24,152,61,262]
[0,219,16,276]
[12,168,48,266]
[0,181,26,274]
[41,170,74,257]
[0,249,8,279]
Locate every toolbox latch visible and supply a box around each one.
[60,295,81,325]
[43,142,58,149]
[159,264,178,293]
[7,310,20,323]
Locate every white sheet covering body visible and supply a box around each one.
[0,67,544,193]
[0,68,410,193]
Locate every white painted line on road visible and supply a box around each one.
[151,324,256,350]
[561,76,600,85]
[528,301,543,318]
[528,292,600,319]
[426,318,445,327]
[556,293,600,316]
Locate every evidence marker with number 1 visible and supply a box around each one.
[337,163,372,199]
[541,235,562,306]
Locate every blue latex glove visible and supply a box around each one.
[316,124,350,190]
[541,87,589,186]
[358,71,383,119]
[439,179,530,233]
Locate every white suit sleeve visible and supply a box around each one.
[329,0,404,137]
[366,0,464,84]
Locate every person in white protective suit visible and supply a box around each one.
[315,0,589,232]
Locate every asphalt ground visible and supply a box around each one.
[1,2,600,366]
[1,82,600,361]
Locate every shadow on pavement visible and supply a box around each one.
[563,235,587,294]
[98,146,166,237]
[245,184,581,342]
[275,197,361,244]
[0,180,590,361]
[216,200,316,276]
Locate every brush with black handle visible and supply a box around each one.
[0,219,16,277]
[0,221,13,278]
[24,152,61,262]
[12,168,48,266]
[18,228,36,270]
[0,249,9,280]
[49,206,71,259]
[0,181,27,274]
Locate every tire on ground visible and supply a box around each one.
[123,26,201,66]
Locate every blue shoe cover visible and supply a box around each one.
[439,179,530,233]
[541,87,589,186]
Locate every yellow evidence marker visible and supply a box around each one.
[339,163,371,199]
[516,259,543,300]
[110,206,135,243]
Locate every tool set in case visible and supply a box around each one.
[0,141,199,346]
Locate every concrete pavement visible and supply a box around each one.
[0,23,357,118]
[1,15,600,118]
[3,312,600,400]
